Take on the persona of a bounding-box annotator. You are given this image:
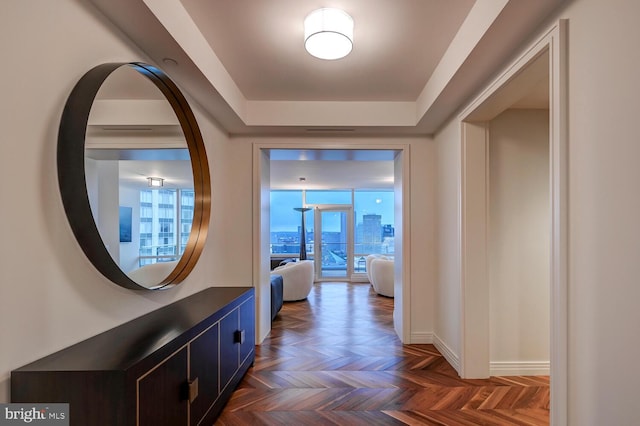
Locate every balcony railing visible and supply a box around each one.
[270,242,394,256]
[270,242,394,276]
[139,244,185,266]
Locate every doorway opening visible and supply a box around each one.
[253,146,412,346]
[266,150,397,284]
[458,21,567,425]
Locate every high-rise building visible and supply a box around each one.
[362,214,382,252]
[139,189,194,266]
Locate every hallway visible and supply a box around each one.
[217,282,549,425]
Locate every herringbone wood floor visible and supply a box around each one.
[216,282,549,425]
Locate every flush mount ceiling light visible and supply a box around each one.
[147,177,164,188]
[304,8,354,60]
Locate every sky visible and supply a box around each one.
[270,190,394,233]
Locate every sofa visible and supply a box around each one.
[271,260,314,301]
[270,274,284,320]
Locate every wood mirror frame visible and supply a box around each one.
[58,62,210,290]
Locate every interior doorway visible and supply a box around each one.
[488,108,550,376]
[458,21,567,425]
[460,41,552,378]
[253,145,412,346]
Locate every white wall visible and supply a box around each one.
[434,119,462,363]
[0,0,233,403]
[562,0,640,423]
[488,109,550,372]
[97,160,120,262]
[119,185,141,274]
[408,141,436,343]
[434,0,640,423]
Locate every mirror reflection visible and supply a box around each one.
[85,66,194,288]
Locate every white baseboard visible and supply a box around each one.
[410,332,433,344]
[433,333,461,375]
[490,361,550,376]
[407,336,547,377]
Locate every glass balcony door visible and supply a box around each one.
[314,206,353,280]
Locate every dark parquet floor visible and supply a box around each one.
[216,282,549,425]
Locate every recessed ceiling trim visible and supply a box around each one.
[306,128,355,132]
[268,149,398,161]
[416,0,510,117]
[90,0,565,135]
[245,100,417,127]
[141,0,246,117]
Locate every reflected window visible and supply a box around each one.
[138,188,193,266]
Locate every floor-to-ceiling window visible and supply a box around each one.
[354,190,395,256]
[270,189,393,280]
[270,190,309,258]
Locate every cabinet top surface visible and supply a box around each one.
[13,287,254,373]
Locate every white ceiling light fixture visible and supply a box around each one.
[304,8,354,60]
[147,177,164,188]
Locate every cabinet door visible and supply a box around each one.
[189,324,219,425]
[239,297,255,364]
[138,347,188,426]
[219,309,240,390]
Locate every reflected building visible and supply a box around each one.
[139,189,194,266]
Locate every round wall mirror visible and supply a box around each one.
[58,62,211,290]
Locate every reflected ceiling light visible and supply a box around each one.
[147,177,164,187]
[304,8,354,60]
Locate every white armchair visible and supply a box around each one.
[271,260,315,301]
[127,260,179,288]
[370,257,394,297]
[365,254,389,284]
